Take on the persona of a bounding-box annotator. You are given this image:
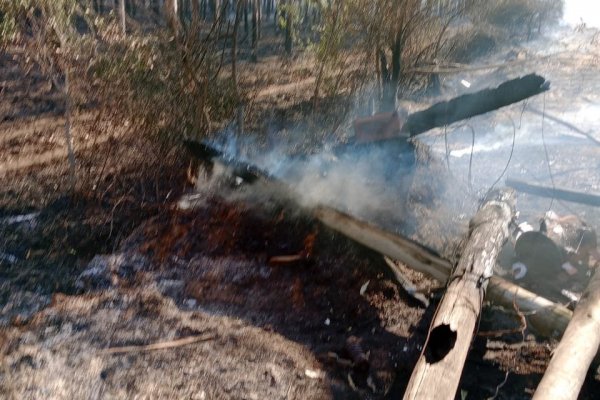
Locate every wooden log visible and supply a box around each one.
[402,74,549,136]
[313,206,451,282]
[335,75,548,151]
[532,270,600,400]
[506,178,600,207]
[314,205,573,338]
[403,190,515,400]
[485,276,572,339]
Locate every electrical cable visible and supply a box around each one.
[541,92,557,211]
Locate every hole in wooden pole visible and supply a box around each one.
[424,324,457,363]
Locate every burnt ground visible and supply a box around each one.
[3,194,593,400]
[2,21,600,400]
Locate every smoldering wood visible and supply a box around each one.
[183,139,271,183]
[183,139,575,340]
[532,270,600,400]
[402,73,549,136]
[506,178,600,207]
[403,190,516,400]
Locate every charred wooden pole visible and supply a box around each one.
[506,178,600,207]
[532,270,600,400]
[402,74,549,137]
[403,190,515,400]
[313,206,451,282]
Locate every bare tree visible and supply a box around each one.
[119,0,127,34]
[165,0,181,34]
[251,0,258,61]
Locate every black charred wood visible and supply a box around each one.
[506,178,600,207]
[402,74,549,136]
[183,139,273,184]
[183,139,223,161]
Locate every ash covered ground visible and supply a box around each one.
[2,13,600,400]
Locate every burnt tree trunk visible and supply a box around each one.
[251,0,258,62]
[379,30,403,112]
[284,2,293,55]
[231,0,242,90]
[119,0,126,34]
[403,190,515,400]
[244,0,249,34]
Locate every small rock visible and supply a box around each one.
[183,298,198,308]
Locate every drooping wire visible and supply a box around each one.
[541,92,557,211]
[519,99,529,129]
[467,123,475,191]
[486,114,517,197]
[444,124,450,171]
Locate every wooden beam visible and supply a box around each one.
[403,190,515,400]
[532,270,600,400]
[485,276,572,339]
[506,178,600,207]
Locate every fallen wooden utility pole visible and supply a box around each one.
[402,74,549,136]
[314,205,573,338]
[506,178,600,207]
[532,270,600,400]
[335,74,549,150]
[403,190,515,400]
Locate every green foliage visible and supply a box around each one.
[278,2,301,45]
[310,0,468,102]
